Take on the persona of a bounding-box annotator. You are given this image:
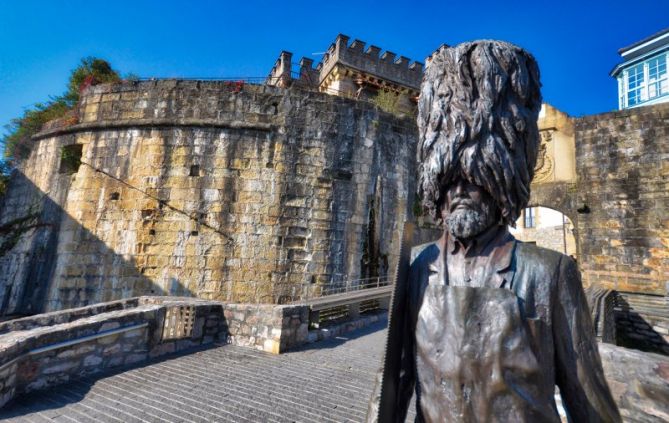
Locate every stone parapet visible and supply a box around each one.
[585,287,617,343]
[267,51,293,88]
[0,297,140,334]
[318,34,423,90]
[223,303,309,354]
[612,291,669,355]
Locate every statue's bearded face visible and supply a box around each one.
[441,178,498,239]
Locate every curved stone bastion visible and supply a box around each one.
[0,80,417,315]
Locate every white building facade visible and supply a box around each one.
[611,28,669,110]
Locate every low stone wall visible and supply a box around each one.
[307,311,387,343]
[0,297,141,334]
[0,295,392,408]
[223,303,309,354]
[0,297,227,408]
[613,292,669,356]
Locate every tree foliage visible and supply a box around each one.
[2,57,121,164]
[63,57,121,106]
[0,160,10,197]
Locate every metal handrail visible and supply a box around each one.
[295,276,391,304]
[204,275,392,305]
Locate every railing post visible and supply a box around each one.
[378,296,391,310]
[309,309,320,328]
[349,303,360,319]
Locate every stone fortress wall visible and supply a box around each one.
[529,102,669,295]
[0,80,417,315]
[574,103,669,294]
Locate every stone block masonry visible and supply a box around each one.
[223,303,309,354]
[574,102,669,295]
[0,80,417,315]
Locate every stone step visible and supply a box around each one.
[614,292,669,356]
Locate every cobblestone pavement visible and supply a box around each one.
[1,319,415,422]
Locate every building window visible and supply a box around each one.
[524,208,535,228]
[621,52,669,108]
[627,63,645,107]
[648,55,668,100]
[59,144,83,174]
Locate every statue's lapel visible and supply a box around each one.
[428,236,446,286]
[493,237,517,289]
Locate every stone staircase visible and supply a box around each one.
[614,292,669,355]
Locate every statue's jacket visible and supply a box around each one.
[394,230,621,422]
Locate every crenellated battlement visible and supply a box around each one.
[425,43,449,70]
[267,51,293,87]
[266,34,424,114]
[268,33,424,97]
[318,34,423,90]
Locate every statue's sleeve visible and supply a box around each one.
[552,256,621,423]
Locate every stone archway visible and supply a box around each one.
[526,182,581,260]
[511,204,578,259]
[528,182,579,225]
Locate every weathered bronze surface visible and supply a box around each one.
[371,40,621,422]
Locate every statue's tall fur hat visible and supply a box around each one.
[417,40,542,225]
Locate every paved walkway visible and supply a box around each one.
[1,320,409,422]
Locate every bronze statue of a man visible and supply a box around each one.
[373,41,621,422]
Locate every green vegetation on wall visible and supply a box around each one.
[0,161,9,197]
[369,89,417,118]
[370,90,401,116]
[2,57,123,164]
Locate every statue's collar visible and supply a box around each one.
[431,225,517,288]
[447,223,506,256]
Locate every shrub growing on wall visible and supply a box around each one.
[0,160,9,197]
[370,90,401,115]
[2,57,122,164]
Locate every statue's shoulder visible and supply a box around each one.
[405,242,440,305]
[410,241,440,266]
[514,241,574,272]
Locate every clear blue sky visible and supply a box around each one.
[1,0,668,143]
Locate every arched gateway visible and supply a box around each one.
[522,105,581,256]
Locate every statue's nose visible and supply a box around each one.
[454,180,467,196]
